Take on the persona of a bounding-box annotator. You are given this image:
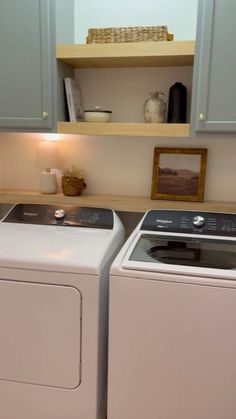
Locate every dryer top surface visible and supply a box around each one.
[0,204,124,274]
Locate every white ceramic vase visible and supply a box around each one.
[144,91,167,123]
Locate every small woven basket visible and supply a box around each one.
[61,176,87,196]
[86,26,173,44]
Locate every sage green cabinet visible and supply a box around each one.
[0,0,56,131]
[191,0,236,133]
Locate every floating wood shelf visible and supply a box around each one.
[0,191,235,214]
[57,122,190,137]
[56,41,195,68]
[57,41,194,136]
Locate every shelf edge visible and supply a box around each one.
[57,122,190,137]
[56,40,195,68]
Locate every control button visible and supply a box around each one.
[54,209,66,220]
[193,215,205,228]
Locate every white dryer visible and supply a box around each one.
[108,209,236,419]
[0,203,124,419]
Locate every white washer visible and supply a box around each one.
[108,209,236,419]
[0,203,124,419]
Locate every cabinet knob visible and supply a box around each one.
[199,113,205,121]
[42,111,49,120]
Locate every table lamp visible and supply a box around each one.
[36,140,60,194]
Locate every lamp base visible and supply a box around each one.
[39,172,57,194]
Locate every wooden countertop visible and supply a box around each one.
[0,191,235,213]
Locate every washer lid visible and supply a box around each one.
[128,233,236,269]
[120,230,236,279]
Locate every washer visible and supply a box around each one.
[108,209,236,419]
[0,203,124,419]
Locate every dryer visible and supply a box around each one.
[0,203,124,419]
[108,209,236,419]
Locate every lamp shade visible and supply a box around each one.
[36,140,60,170]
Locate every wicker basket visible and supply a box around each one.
[61,176,87,196]
[86,26,173,44]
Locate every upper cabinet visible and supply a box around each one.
[191,0,236,133]
[0,0,57,131]
[0,0,74,132]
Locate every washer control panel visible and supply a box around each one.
[3,204,114,229]
[141,210,236,237]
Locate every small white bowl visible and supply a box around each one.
[84,107,112,122]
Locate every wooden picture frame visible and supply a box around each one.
[151,147,207,201]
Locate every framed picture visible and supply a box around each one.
[151,147,207,201]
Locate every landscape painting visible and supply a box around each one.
[151,148,207,202]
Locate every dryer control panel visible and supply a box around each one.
[3,204,114,229]
[141,210,236,237]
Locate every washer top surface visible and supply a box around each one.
[0,204,124,274]
[112,210,236,281]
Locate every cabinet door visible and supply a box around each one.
[0,0,55,131]
[191,0,236,133]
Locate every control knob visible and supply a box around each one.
[54,209,66,220]
[193,215,205,228]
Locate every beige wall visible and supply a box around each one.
[0,66,235,203]
[0,130,235,202]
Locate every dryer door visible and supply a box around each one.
[0,280,81,389]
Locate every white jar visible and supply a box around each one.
[144,91,167,123]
